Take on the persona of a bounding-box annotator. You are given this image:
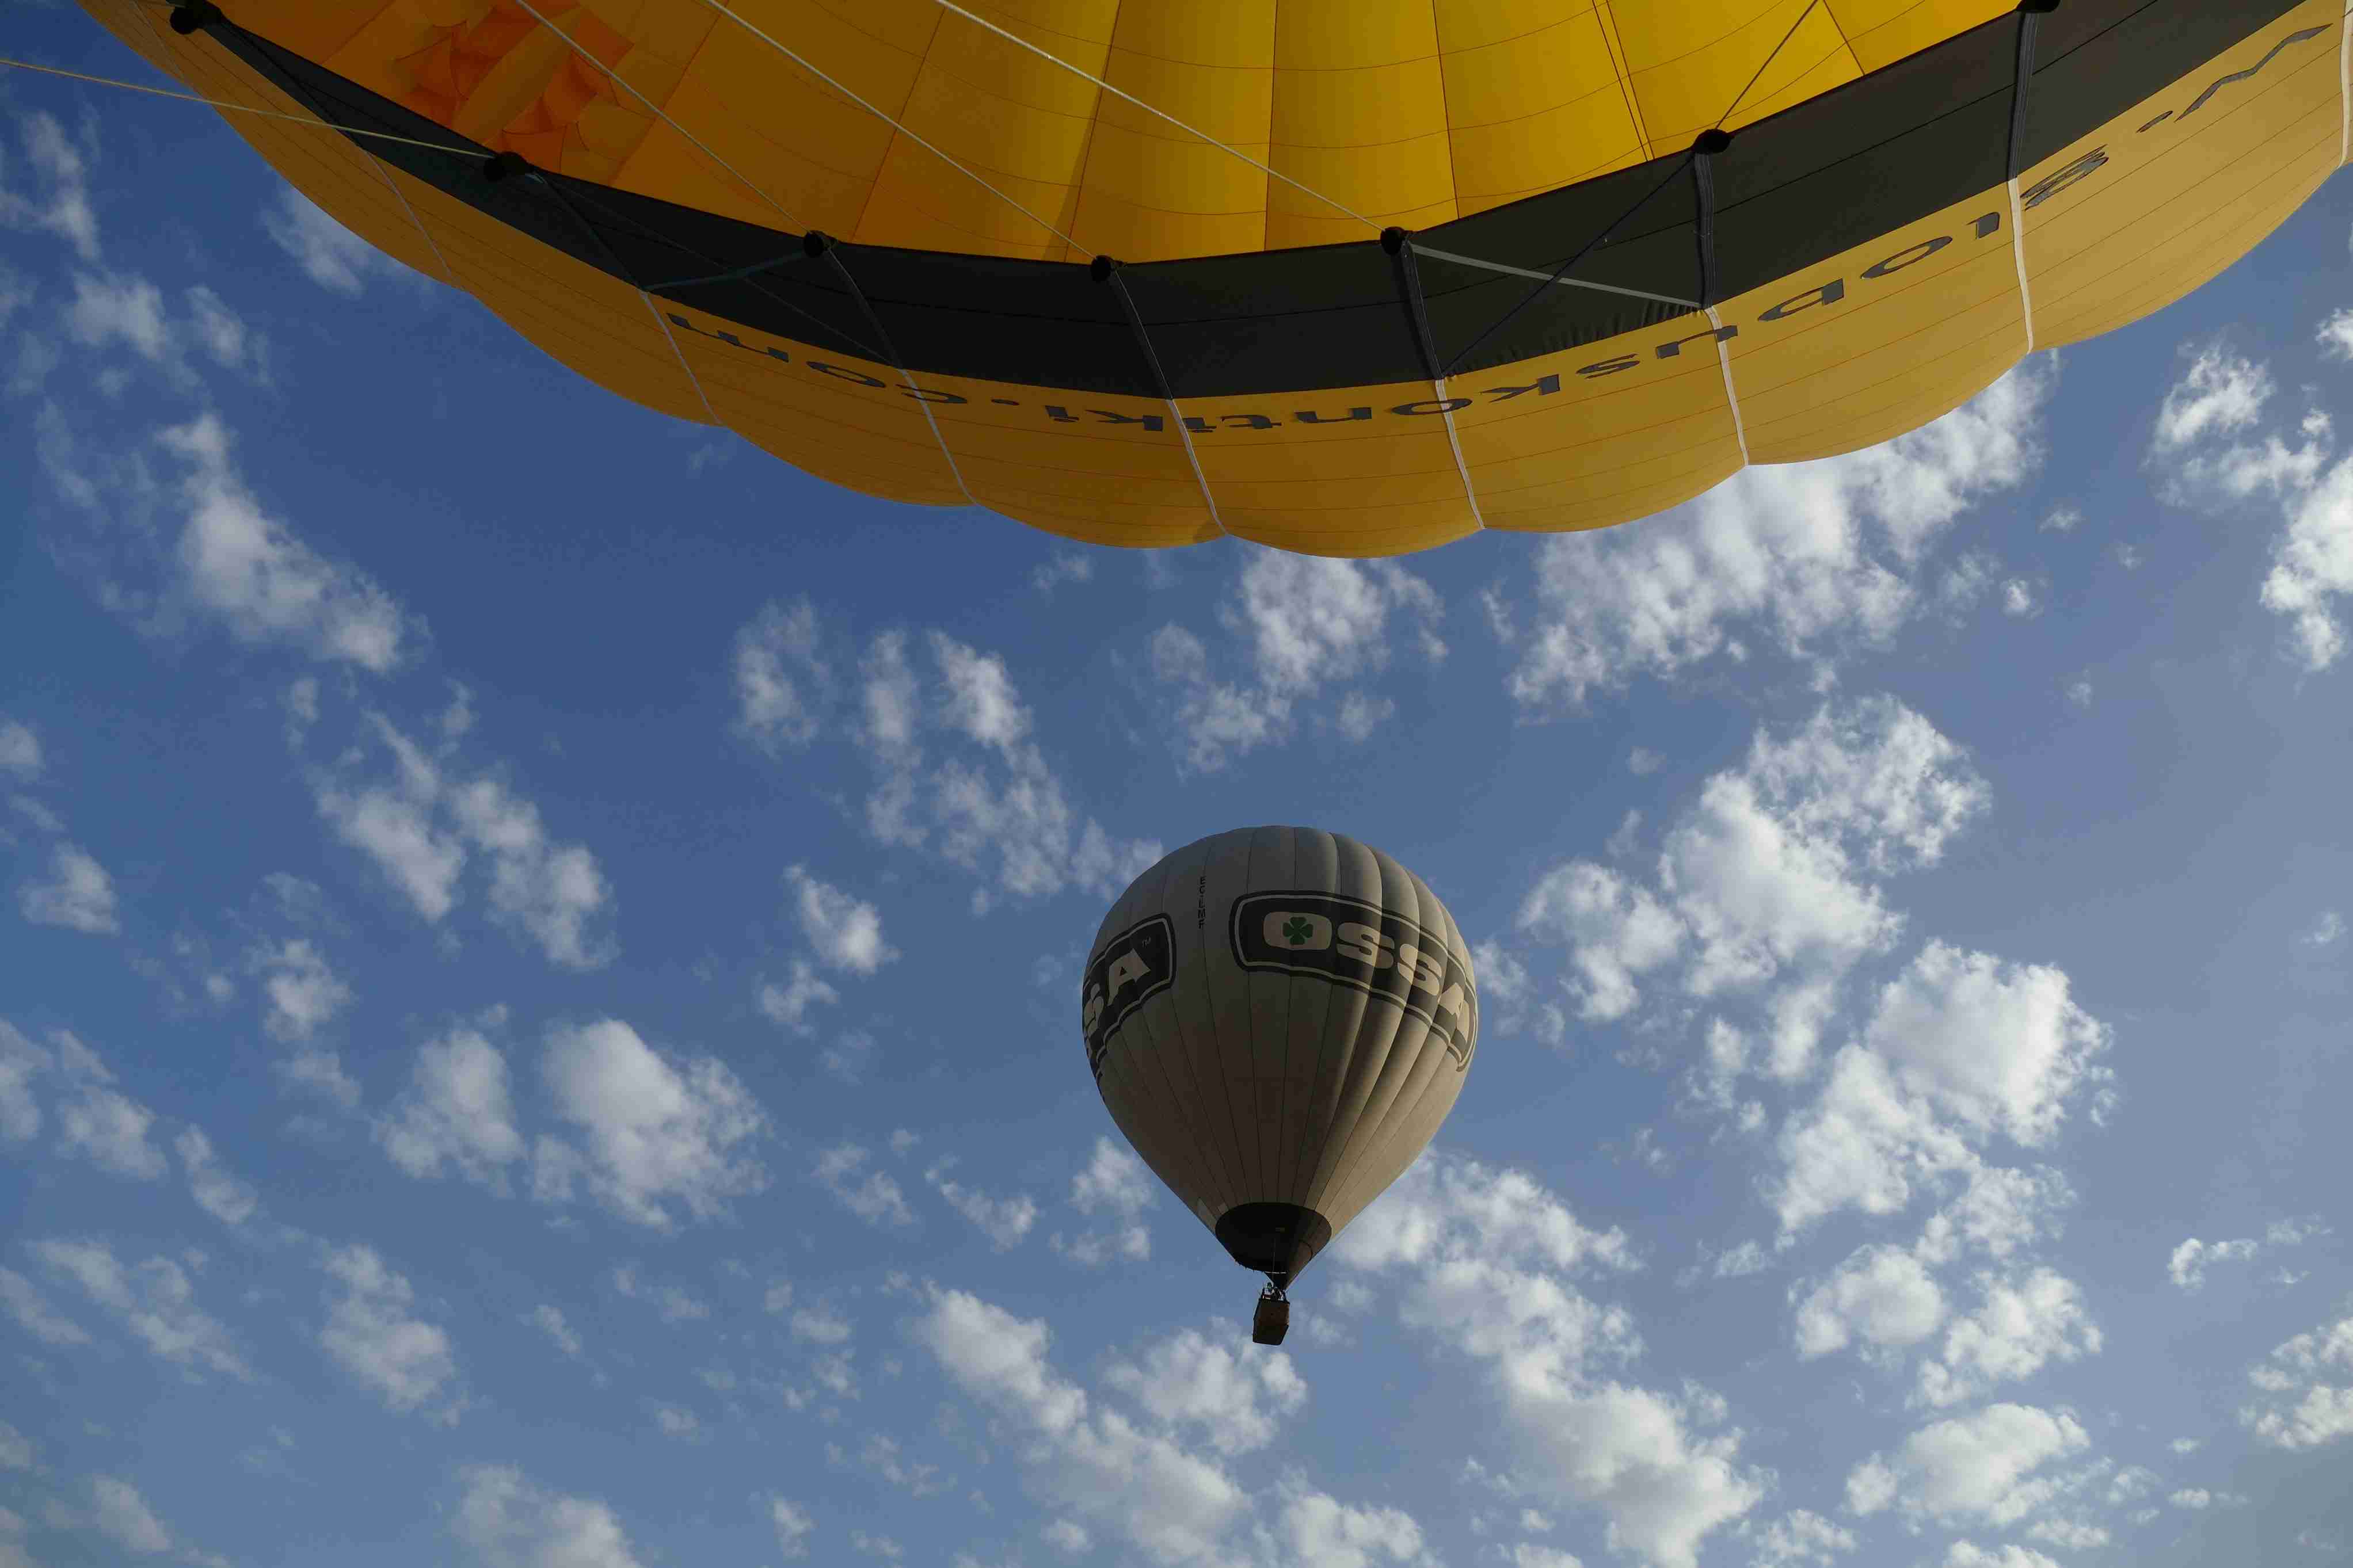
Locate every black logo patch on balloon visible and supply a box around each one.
[1081,915,1175,1080]
[1229,893,1477,1069]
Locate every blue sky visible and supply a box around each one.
[5,14,2353,1568]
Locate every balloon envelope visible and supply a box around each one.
[1082,827,1477,1285]
[85,1,2342,554]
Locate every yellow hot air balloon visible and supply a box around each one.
[84,1,2344,556]
[1082,827,1476,1344]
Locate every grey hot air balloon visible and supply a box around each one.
[1080,827,1479,1345]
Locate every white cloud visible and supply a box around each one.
[767,1497,815,1559]
[1,112,100,260]
[33,1238,248,1377]
[1337,1155,1753,1568]
[318,1243,462,1419]
[0,1266,90,1346]
[1791,1245,1946,1359]
[65,271,170,363]
[1508,361,2052,705]
[162,414,413,671]
[1504,699,1986,1093]
[1055,1136,1155,1264]
[2319,307,2353,362]
[1032,552,1094,594]
[847,629,1160,907]
[1105,1327,1308,1456]
[1860,942,2109,1147]
[757,960,840,1034]
[1151,550,1445,769]
[2152,345,2271,451]
[1940,1545,2061,1568]
[1043,1519,1090,1555]
[0,1021,45,1144]
[41,1032,165,1181]
[0,1421,32,1469]
[262,186,396,296]
[915,1285,1254,1567]
[316,717,613,966]
[18,842,119,934]
[454,1466,645,1568]
[786,865,896,974]
[735,598,832,754]
[531,1303,583,1358]
[1742,1509,1852,1568]
[2169,1236,2259,1291]
[90,1477,170,1554]
[535,1020,768,1228]
[0,721,40,780]
[927,1158,1038,1249]
[2260,448,2353,669]
[1844,1403,2088,1526]
[250,938,352,1041]
[2303,910,2346,947]
[378,1027,525,1187]
[2241,1312,2353,1449]
[176,1126,260,1226]
[1916,1268,2100,1407]
[815,1143,914,1228]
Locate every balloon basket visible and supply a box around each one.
[1251,1284,1290,1346]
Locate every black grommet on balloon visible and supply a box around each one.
[1089,254,1120,283]
[2019,0,2060,13]
[1380,226,1408,255]
[169,1,223,35]
[802,230,831,258]
[1693,127,1733,155]
[481,150,530,183]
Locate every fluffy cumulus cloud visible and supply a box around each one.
[159,414,413,670]
[1053,1136,1156,1265]
[315,716,614,968]
[18,842,120,934]
[1505,360,2053,705]
[453,1465,645,1568]
[735,598,832,754]
[2146,339,2353,667]
[1149,549,1446,769]
[1914,1268,2100,1407]
[1,112,100,261]
[1335,1154,1757,1568]
[814,1143,914,1229]
[785,865,897,974]
[1104,1327,1308,1456]
[249,938,353,1042]
[925,1157,1038,1249]
[318,1243,463,1420]
[1505,698,1986,1089]
[21,1030,167,1182]
[1791,1245,1946,1360]
[732,607,1161,903]
[2241,1313,2353,1449]
[916,1284,1371,1568]
[32,1237,250,1379]
[0,719,40,781]
[89,1476,173,1555]
[176,1126,260,1227]
[1844,1403,2088,1527]
[376,1027,526,1188]
[532,1021,768,1228]
[1771,940,2107,1239]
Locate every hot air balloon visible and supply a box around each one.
[1082,827,1476,1344]
[74,1,2344,555]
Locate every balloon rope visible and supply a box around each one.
[0,54,475,157]
[1715,0,1827,131]
[505,0,804,229]
[924,0,1385,238]
[684,0,1087,257]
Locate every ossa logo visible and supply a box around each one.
[1080,915,1174,1079]
[1230,893,1476,1070]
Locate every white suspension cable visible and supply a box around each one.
[926,0,1382,235]
[1412,244,1700,309]
[0,53,475,155]
[508,0,803,227]
[686,0,1084,253]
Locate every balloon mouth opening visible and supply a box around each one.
[1214,1202,1334,1280]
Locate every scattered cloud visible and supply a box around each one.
[318,1242,463,1420]
[18,842,119,933]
